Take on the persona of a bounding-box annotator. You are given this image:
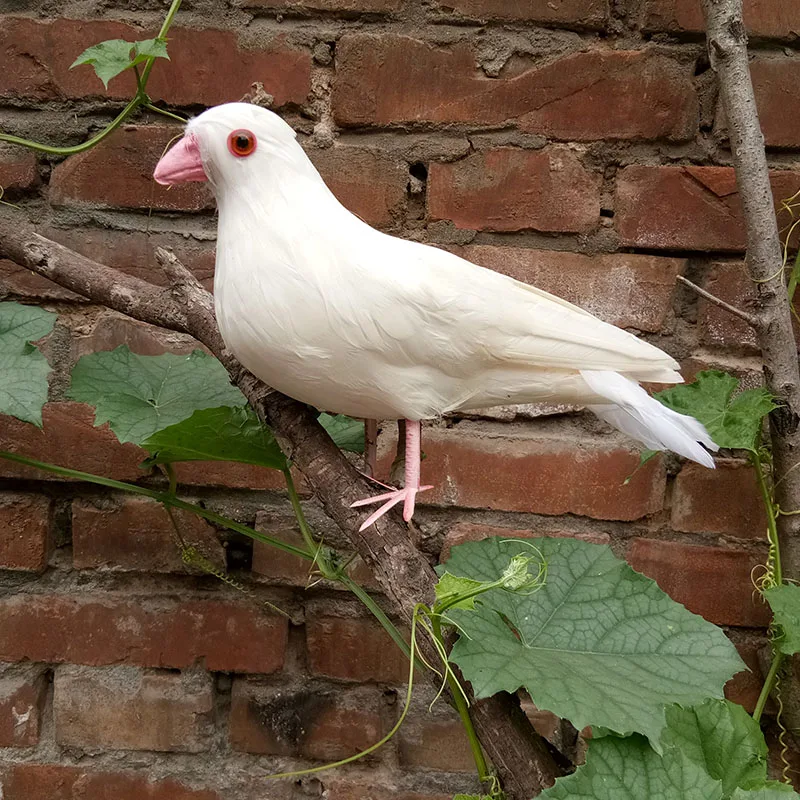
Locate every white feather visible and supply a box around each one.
[183,104,717,468]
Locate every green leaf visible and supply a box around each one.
[655,370,777,451]
[68,345,245,444]
[0,302,57,426]
[141,406,288,471]
[444,537,744,748]
[764,584,800,655]
[541,734,723,800]
[435,572,486,611]
[661,700,767,796]
[70,37,169,88]
[732,784,800,798]
[319,413,364,453]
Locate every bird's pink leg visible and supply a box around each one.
[350,419,432,532]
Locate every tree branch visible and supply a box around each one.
[676,274,759,328]
[0,217,563,797]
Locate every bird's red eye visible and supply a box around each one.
[228,129,257,158]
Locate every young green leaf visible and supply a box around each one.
[0,302,57,426]
[318,413,365,453]
[444,537,744,749]
[435,572,486,611]
[764,584,800,655]
[731,784,800,798]
[68,345,245,444]
[141,406,288,471]
[70,37,169,89]
[655,370,777,451]
[661,700,768,796]
[541,734,724,800]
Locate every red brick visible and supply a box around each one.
[381,426,665,521]
[246,0,402,10]
[230,679,386,760]
[3,764,220,800]
[334,37,695,141]
[440,522,611,563]
[627,538,770,627]
[429,0,606,23]
[725,642,767,713]
[173,459,290,491]
[323,781,452,800]
[616,165,800,251]
[306,617,409,683]
[0,593,288,673]
[0,19,310,107]
[0,666,48,747]
[310,145,408,227]
[54,665,212,752]
[698,261,759,351]
[50,126,211,212]
[72,496,224,573]
[0,403,144,482]
[0,494,52,572]
[672,460,767,538]
[644,0,799,39]
[455,245,684,333]
[752,58,800,148]
[428,147,599,233]
[0,147,38,192]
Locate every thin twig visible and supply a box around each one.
[677,274,759,328]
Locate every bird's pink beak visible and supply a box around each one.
[153,133,207,185]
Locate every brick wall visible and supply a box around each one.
[0,0,794,796]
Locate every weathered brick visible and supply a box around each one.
[751,57,800,148]
[698,261,759,351]
[428,147,600,233]
[0,494,52,572]
[3,764,221,800]
[644,0,798,39]
[0,593,288,673]
[616,165,800,251]
[440,522,611,563]
[725,642,767,714]
[429,0,606,23]
[310,145,408,227]
[72,496,224,573]
[455,245,684,333]
[672,460,767,539]
[0,665,48,747]
[246,0,402,10]
[230,679,386,760]
[627,538,770,627]
[0,19,310,107]
[50,126,211,212]
[0,147,38,192]
[323,781,452,800]
[0,403,144,482]
[334,37,696,141]
[380,426,665,521]
[54,665,213,752]
[306,617,409,683]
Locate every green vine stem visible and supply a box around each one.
[753,647,783,724]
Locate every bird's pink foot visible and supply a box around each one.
[351,484,433,531]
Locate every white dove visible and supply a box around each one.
[154,102,717,531]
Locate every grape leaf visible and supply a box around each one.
[319,413,364,453]
[141,406,288,470]
[661,700,767,796]
[731,785,800,798]
[70,37,169,88]
[764,584,800,655]
[444,537,744,748]
[655,370,776,451]
[0,302,57,426]
[68,345,245,444]
[541,734,723,800]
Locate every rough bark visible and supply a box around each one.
[700,0,800,577]
[0,218,564,797]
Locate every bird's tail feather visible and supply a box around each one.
[581,370,718,469]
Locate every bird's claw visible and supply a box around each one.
[351,485,433,531]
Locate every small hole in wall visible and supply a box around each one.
[695,55,711,76]
[225,535,253,572]
[600,208,615,218]
[409,162,428,181]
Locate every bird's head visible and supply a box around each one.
[153,102,306,191]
